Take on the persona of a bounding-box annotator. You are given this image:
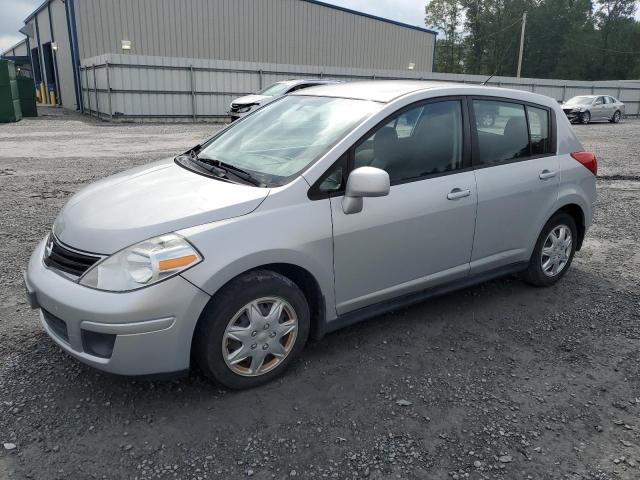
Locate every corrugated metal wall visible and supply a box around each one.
[79,53,640,122]
[74,0,435,72]
[21,0,78,109]
[50,0,77,110]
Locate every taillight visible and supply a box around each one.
[571,152,597,176]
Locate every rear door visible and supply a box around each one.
[469,98,559,273]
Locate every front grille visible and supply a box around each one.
[43,235,101,277]
[42,309,69,343]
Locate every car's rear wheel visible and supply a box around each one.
[581,111,591,124]
[193,270,310,389]
[610,110,621,123]
[521,212,577,287]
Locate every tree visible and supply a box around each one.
[424,0,640,80]
[425,0,464,72]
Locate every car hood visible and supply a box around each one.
[53,158,269,254]
[562,103,586,109]
[232,94,271,105]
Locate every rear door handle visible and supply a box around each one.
[539,170,556,180]
[447,188,471,200]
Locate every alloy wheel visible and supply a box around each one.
[613,111,621,123]
[581,112,590,124]
[541,225,572,277]
[222,297,298,377]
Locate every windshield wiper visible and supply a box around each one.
[194,155,264,187]
[185,152,228,178]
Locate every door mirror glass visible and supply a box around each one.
[342,167,390,214]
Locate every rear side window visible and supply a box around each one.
[527,106,550,155]
[473,99,553,166]
[473,100,529,165]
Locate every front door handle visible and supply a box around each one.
[539,170,556,180]
[447,188,471,200]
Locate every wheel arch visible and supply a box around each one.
[190,261,328,350]
[554,203,586,251]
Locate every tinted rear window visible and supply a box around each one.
[473,99,552,166]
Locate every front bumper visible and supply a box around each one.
[25,237,210,376]
[563,109,583,122]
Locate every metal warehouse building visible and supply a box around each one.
[2,0,437,120]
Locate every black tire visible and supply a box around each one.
[581,111,591,124]
[193,270,310,389]
[610,110,621,123]
[521,212,577,287]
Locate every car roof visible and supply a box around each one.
[290,80,451,102]
[277,79,341,87]
[289,80,566,111]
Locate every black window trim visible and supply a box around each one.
[307,154,348,200]
[468,95,557,170]
[308,95,473,199]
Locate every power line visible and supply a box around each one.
[563,36,640,55]
[459,17,523,45]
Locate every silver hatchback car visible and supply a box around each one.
[25,81,597,389]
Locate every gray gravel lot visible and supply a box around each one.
[1,108,639,480]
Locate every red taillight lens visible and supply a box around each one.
[571,151,597,176]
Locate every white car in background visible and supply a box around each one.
[228,79,340,120]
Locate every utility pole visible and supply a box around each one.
[516,12,527,78]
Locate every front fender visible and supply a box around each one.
[177,191,336,321]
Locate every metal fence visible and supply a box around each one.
[80,53,640,122]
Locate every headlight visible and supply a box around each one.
[79,234,202,292]
[237,103,259,113]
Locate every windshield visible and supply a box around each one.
[198,95,380,186]
[257,82,292,96]
[566,96,594,105]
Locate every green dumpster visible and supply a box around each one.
[0,60,22,123]
[17,77,37,117]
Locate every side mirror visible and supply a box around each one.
[342,166,390,215]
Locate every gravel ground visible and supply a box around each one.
[1,108,639,480]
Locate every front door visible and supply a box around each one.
[469,98,559,273]
[331,99,477,314]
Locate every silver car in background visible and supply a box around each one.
[25,81,597,389]
[562,94,625,124]
[228,79,339,120]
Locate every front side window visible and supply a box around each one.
[198,96,380,186]
[594,96,604,105]
[474,100,529,165]
[354,100,463,184]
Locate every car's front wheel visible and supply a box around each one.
[193,270,310,389]
[581,111,591,124]
[521,212,577,287]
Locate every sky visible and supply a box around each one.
[1,0,639,53]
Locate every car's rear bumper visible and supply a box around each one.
[25,237,210,376]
